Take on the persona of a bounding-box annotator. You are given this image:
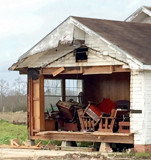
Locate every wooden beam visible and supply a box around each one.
[10,139,20,147]
[61,67,82,74]
[83,66,112,75]
[113,66,130,72]
[19,69,28,74]
[0,145,41,150]
[41,68,58,75]
[52,67,65,77]
[41,65,130,76]
[33,131,134,144]
[83,66,130,75]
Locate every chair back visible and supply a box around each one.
[110,109,117,118]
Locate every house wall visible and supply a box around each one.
[129,12,151,24]
[126,8,151,24]
[84,72,130,103]
[21,18,74,59]
[47,26,128,69]
[73,26,128,64]
[47,49,124,68]
[130,70,151,152]
[144,71,151,144]
[141,16,151,23]
[130,70,145,144]
[132,15,151,23]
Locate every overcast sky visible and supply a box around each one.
[1,0,151,84]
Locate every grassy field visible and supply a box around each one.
[0,119,27,145]
[1,120,151,159]
[0,111,27,124]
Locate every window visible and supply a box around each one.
[44,79,62,111]
[44,79,83,112]
[65,79,83,102]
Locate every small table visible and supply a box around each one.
[119,121,130,133]
[116,109,130,133]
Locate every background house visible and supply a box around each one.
[126,6,151,23]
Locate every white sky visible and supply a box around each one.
[0,0,151,84]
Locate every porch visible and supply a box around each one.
[27,65,134,145]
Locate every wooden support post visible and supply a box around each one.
[62,79,66,101]
[39,74,45,131]
[27,73,45,137]
[99,142,113,153]
[61,141,72,147]
[26,140,35,146]
[27,77,33,137]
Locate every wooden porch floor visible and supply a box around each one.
[33,131,134,144]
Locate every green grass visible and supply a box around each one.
[112,152,151,159]
[135,152,151,159]
[0,119,27,145]
[35,139,61,146]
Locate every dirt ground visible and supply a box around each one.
[0,112,27,124]
[1,113,150,160]
[1,148,151,160]
[0,148,105,160]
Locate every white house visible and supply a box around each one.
[10,6,151,152]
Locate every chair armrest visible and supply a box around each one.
[101,112,110,117]
[100,117,115,120]
[81,116,91,119]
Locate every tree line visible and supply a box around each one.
[0,78,27,112]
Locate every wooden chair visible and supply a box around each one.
[77,109,98,131]
[98,109,117,132]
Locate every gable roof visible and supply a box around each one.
[10,15,151,71]
[144,6,151,11]
[72,16,151,65]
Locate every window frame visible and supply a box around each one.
[44,78,83,110]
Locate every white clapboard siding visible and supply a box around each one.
[47,49,125,68]
[74,26,128,64]
[17,19,133,69]
[130,70,145,144]
[74,26,85,40]
[144,71,151,144]
[20,18,74,60]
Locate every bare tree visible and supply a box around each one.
[13,77,27,95]
[0,79,9,112]
[0,78,27,112]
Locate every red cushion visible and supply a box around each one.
[99,98,116,114]
[89,104,101,116]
